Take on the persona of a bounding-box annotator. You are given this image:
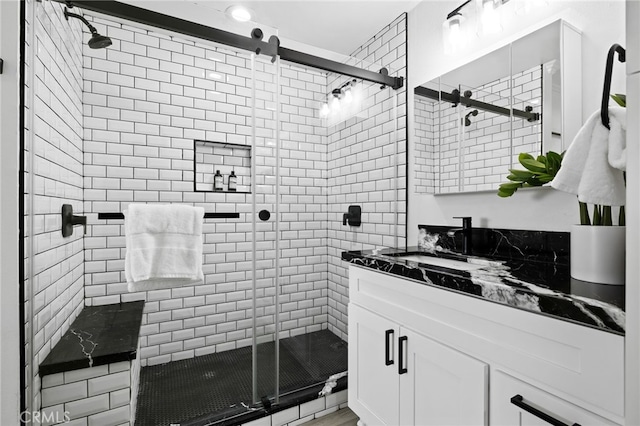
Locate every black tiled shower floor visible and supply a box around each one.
[135,329,348,426]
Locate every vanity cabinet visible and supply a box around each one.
[347,265,624,426]
[349,305,488,426]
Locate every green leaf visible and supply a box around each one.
[499,182,523,190]
[536,174,555,184]
[602,206,612,226]
[536,155,548,165]
[497,189,514,197]
[520,158,547,173]
[579,202,590,225]
[546,151,563,174]
[508,169,535,179]
[518,152,535,162]
[611,93,626,108]
[593,205,602,226]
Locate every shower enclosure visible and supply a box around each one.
[21,0,407,424]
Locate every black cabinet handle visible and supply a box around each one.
[385,329,394,366]
[510,395,581,426]
[398,336,408,374]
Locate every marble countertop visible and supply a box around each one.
[342,247,625,335]
[40,301,145,376]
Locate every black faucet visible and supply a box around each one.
[447,216,472,255]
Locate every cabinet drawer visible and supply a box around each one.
[490,370,621,426]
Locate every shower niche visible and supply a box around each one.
[194,140,252,193]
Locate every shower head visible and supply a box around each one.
[464,109,479,127]
[64,8,112,49]
[88,33,113,49]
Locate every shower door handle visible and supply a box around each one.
[384,329,394,366]
[258,209,271,221]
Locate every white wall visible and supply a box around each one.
[0,0,22,422]
[625,0,639,423]
[407,1,625,241]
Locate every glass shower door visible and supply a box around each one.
[250,50,281,405]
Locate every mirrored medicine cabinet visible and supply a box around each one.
[414,19,582,194]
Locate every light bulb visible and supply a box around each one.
[478,0,502,35]
[443,13,466,55]
[331,96,341,111]
[343,88,353,104]
[320,103,330,118]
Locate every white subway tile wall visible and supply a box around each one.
[82,16,332,365]
[40,359,139,426]
[414,96,437,193]
[25,0,86,412]
[326,14,408,339]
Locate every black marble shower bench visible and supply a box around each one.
[39,301,144,425]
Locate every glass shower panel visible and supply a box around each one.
[251,51,281,405]
[275,55,405,400]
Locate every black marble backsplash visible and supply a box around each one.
[418,225,570,264]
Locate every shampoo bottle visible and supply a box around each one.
[228,171,237,192]
[214,170,223,191]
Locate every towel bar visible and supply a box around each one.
[97,212,240,220]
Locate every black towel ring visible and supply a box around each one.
[601,44,626,130]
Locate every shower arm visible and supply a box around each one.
[64,8,98,35]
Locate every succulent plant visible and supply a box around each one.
[497,151,564,198]
[498,148,624,226]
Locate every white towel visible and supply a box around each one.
[551,107,626,206]
[125,204,205,292]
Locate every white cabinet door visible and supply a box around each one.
[491,370,621,426]
[348,304,400,426]
[399,328,488,426]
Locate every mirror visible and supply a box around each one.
[414,19,582,194]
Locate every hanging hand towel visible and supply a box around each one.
[125,204,205,292]
[551,107,626,206]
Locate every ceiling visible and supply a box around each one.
[190,0,421,55]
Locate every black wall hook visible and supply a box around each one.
[601,44,626,130]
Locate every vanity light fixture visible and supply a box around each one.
[476,0,503,35]
[442,0,471,54]
[443,12,467,54]
[319,80,359,119]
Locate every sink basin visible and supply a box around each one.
[395,255,485,271]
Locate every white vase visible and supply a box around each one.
[570,225,626,285]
